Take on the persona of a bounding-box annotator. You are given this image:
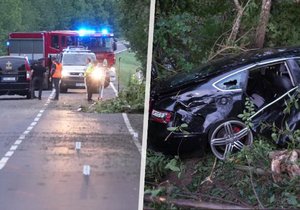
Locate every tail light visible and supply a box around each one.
[25,59,31,81]
[151,109,172,124]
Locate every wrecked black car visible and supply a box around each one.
[148,47,300,160]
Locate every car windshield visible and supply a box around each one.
[62,53,96,66]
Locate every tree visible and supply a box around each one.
[255,0,272,48]
[116,0,150,68]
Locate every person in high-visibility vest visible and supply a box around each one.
[84,59,97,101]
[51,58,62,100]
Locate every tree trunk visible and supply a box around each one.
[227,0,244,44]
[255,0,272,48]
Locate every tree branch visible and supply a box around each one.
[144,195,250,209]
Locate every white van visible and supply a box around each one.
[60,47,96,93]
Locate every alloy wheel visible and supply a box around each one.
[209,120,253,160]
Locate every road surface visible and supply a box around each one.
[0,79,143,210]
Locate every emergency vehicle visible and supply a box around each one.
[7,29,117,88]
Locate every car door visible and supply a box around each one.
[246,60,299,144]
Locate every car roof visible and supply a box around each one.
[0,56,27,59]
[155,46,300,94]
[207,46,300,73]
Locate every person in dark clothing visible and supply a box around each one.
[31,60,46,100]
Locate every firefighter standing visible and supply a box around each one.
[84,59,97,101]
[51,58,62,100]
[31,59,46,100]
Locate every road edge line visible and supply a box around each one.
[109,82,141,153]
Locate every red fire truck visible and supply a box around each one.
[7,29,117,88]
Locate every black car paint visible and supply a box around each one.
[0,56,32,98]
[148,47,300,155]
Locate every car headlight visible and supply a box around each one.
[110,66,116,73]
[91,67,104,80]
[103,59,108,67]
[61,70,68,78]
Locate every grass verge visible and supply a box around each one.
[116,51,141,87]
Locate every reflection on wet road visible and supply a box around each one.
[0,87,142,210]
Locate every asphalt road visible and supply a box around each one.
[0,79,143,210]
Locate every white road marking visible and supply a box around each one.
[5,151,14,157]
[122,113,142,153]
[14,140,22,145]
[75,142,81,150]
[0,157,9,165]
[10,145,18,151]
[23,130,30,135]
[0,90,55,171]
[31,122,37,127]
[83,165,91,175]
[109,82,142,153]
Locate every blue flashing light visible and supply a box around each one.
[101,28,109,35]
[78,29,96,36]
[6,41,10,46]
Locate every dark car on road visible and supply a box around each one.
[148,47,300,160]
[0,56,32,98]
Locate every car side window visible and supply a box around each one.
[246,62,294,108]
[215,72,245,90]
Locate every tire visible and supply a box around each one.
[208,120,253,160]
[26,91,32,99]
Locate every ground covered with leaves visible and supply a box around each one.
[144,138,300,209]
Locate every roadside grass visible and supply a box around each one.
[116,51,142,87]
[81,51,145,114]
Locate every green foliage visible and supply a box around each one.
[164,156,185,178]
[116,51,142,87]
[267,1,300,47]
[238,97,256,128]
[153,1,300,79]
[91,75,145,113]
[0,0,148,68]
[154,1,233,75]
[145,150,171,182]
[116,0,150,68]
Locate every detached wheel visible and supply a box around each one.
[209,120,253,160]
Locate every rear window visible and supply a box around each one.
[0,57,26,72]
[62,53,96,66]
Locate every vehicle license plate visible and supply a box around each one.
[2,77,16,82]
[76,83,85,87]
